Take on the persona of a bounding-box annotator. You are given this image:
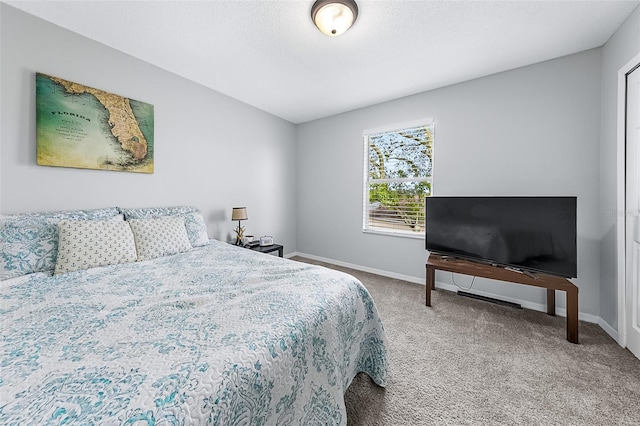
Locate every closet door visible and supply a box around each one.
[625,65,640,359]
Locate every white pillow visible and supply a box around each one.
[128,216,192,261]
[54,219,137,274]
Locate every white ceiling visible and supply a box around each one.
[6,0,639,124]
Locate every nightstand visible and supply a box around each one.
[247,243,283,258]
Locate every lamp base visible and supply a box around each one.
[234,223,245,246]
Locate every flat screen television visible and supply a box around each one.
[425,196,577,278]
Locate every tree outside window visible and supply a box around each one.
[363,122,434,237]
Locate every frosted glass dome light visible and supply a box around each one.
[311,0,358,37]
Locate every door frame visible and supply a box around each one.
[617,52,640,348]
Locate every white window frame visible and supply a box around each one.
[362,118,434,239]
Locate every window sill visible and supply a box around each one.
[362,229,425,240]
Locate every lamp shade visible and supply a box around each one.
[311,0,358,37]
[231,207,248,221]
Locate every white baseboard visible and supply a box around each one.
[598,318,619,343]
[291,252,424,285]
[293,252,606,327]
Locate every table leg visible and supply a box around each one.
[546,289,556,316]
[565,287,579,344]
[278,247,283,258]
[426,265,434,306]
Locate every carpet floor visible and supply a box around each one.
[292,256,640,425]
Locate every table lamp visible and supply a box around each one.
[231,207,248,245]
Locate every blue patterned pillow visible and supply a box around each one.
[120,206,197,220]
[0,208,121,280]
[119,206,209,247]
[183,212,209,247]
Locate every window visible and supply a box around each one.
[363,120,434,237]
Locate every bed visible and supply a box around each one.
[0,207,388,425]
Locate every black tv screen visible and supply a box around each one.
[425,196,577,278]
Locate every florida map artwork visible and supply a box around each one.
[36,73,154,173]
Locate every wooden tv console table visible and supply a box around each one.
[425,255,579,344]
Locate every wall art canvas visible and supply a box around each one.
[36,73,154,173]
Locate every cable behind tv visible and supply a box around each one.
[451,272,475,291]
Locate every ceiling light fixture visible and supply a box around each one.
[311,0,358,37]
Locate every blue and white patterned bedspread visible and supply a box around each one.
[0,240,388,425]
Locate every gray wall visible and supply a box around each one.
[4,2,640,327]
[599,6,640,331]
[297,50,603,317]
[0,5,298,253]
